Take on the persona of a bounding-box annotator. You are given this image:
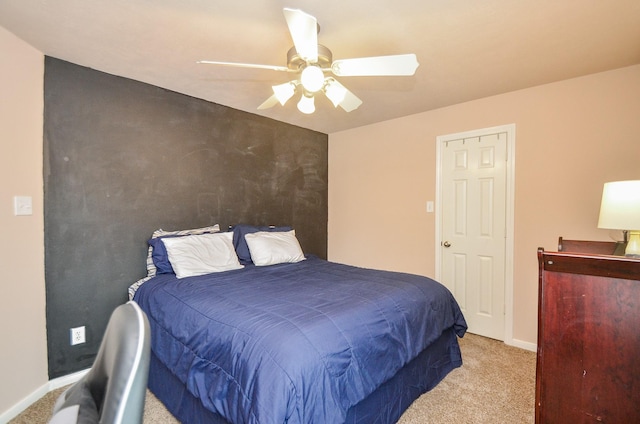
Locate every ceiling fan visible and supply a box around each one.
[197,8,419,114]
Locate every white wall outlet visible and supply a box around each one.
[70,326,86,346]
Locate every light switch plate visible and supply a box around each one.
[14,196,33,216]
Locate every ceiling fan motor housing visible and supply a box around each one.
[287,45,333,70]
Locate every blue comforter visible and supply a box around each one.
[134,256,466,424]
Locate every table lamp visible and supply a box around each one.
[597,180,640,257]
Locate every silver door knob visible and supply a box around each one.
[443,241,451,248]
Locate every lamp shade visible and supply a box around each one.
[597,180,640,230]
[272,82,296,106]
[324,79,347,107]
[297,94,315,114]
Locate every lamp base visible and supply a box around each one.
[625,231,640,258]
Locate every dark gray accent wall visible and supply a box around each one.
[44,57,328,378]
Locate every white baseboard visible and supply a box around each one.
[506,337,537,352]
[0,383,49,424]
[48,368,90,391]
[0,369,89,424]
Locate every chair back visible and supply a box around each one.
[49,301,151,424]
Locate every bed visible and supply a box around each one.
[130,224,467,423]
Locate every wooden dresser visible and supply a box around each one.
[536,245,640,423]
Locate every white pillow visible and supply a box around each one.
[146,224,220,277]
[244,230,306,266]
[161,232,243,278]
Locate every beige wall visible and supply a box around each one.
[0,26,47,414]
[328,65,640,346]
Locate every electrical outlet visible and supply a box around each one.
[70,326,86,346]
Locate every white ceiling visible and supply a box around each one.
[1,0,639,134]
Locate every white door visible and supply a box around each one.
[438,130,509,340]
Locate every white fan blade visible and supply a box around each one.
[197,60,290,72]
[331,54,419,76]
[325,79,362,112]
[283,8,318,62]
[257,94,280,110]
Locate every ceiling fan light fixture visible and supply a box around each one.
[272,82,296,105]
[199,9,417,115]
[297,93,315,114]
[324,79,347,107]
[300,65,325,93]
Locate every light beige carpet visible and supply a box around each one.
[398,334,535,423]
[10,333,535,423]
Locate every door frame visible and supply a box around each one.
[435,124,516,345]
